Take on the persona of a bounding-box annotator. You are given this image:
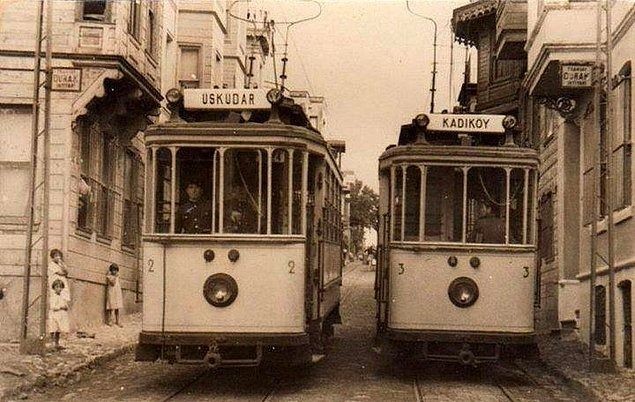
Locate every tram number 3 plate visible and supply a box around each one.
[397,263,405,275]
[523,266,530,278]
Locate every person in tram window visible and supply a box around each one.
[224,186,258,234]
[469,201,505,244]
[175,180,212,234]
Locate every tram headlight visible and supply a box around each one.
[448,277,479,308]
[502,115,517,130]
[203,273,238,307]
[413,113,430,129]
[165,88,182,105]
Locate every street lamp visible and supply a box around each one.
[406,1,438,114]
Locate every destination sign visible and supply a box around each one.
[183,89,270,110]
[426,114,506,134]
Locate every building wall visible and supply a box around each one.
[0,0,175,340]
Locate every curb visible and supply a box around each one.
[1,343,135,402]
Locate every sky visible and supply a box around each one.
[245,0,471,190]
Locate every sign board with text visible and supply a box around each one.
[561,64,593,88]
[183,89,270,110]
[51,68,82,92]
[426,114,506,134]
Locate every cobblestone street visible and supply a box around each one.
[13,263,589,402]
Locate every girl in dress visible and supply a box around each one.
[49,248,70,302]
[106,263,123,327]
[49,279,69,349]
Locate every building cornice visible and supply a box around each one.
[613,3,635,45]
[178,9,227,35]
[0,50,162,103]
[523,43,596,94]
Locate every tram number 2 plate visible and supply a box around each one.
[288,260,295,274]
[147,259,155,273]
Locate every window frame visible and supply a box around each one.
[78,0,111,23]
[389,162,536,247]
[178,44,202,89]
[128,0,142,40]
[147,144,311,238]
[121,149,143,249]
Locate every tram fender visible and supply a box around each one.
[135,343,160,362]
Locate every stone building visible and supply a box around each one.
[0,0,176,340]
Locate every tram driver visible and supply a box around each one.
[175,180,212,234]
[468,201,505,244]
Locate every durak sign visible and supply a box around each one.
[427,114,506,134]
[51,68,82,92]
[561,64,593,88]
[183,89,270,110]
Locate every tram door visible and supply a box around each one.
[305,157,323,328]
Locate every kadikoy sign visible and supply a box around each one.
[183,89,270,110]
[426,113,506,134]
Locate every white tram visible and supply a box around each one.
[135,88,345,367]
[375,113,539,365]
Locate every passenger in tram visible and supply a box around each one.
[224,186,258,234]
[175,181,212,234]
[469,202,505,244]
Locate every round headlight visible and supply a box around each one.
[165,88,182,104]
[414,113,430,128]
[448,277,479,308]
[203,273,238,307]
[266,88,283,105]
[502,115,517,130]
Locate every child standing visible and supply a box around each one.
[49,249,70,302]
[49,279,69,349]
[106,263,123,327]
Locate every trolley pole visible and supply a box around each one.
[19,0,44,352]
[406,1,438,113]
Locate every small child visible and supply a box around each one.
[49,249,70,302]
[49,279,69,349]
[106,263,123,327]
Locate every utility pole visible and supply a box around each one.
[19,0,52,354]
[604,0,617,366]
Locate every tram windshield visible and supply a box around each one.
[150,146,306,236]
[392,164,535,245]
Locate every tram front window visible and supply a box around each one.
[425,166,464,242]
[175,148,216,234]
[466,167,507,244]
[223,149,266,234]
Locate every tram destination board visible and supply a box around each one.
[426,113,506,134]
[183,88,270,110]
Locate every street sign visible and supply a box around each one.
[183,89,270,110]
[51,68,82,92]
[426,113,506,134]
[561,64,593,88]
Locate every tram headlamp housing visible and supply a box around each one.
[502,115,517,130]
[165,88,183,105]
[448,277,479,308]
[266,88,283,105]
[413,113,430,129]
[203,273,238,307]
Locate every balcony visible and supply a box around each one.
[496,0,528,60]
[477,78,522,113]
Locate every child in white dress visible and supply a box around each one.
[106,263,123,327]
[49,279,69,349]
[49,249,70,303]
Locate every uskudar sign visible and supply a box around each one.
[183,89,270,110]
[427,113,506,134]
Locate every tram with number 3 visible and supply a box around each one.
[135,87,345,368]
[375,112,539,365]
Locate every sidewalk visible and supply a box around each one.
[535,332,635,401]
[0,313,141,401]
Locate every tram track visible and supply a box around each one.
[161,368,209,401]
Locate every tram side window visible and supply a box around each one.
[154,148,172,233]
[392,166,403,241]
[175,147,215,234]
[223,148,266,234]
[404,166,421,241]
[425,166,464,242]
[466,167,507,244]
[271,149,290,234]
[292,152,303,235]
[509,169,527,245]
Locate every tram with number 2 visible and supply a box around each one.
[375,112,539,365]
[135,87,345,368]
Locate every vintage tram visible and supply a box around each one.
[135,88,345,368]
[375,113,539,365]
